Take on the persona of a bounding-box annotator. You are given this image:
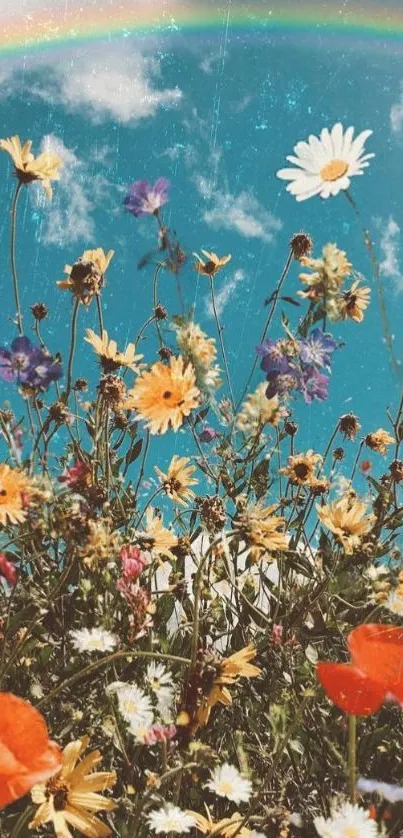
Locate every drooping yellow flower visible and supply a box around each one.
[123,355,200,435]
[81,519,121,569]
[155,456,198,506]
[84,329,143,374]
[140,507,178,561]
[191,809,253,837]
[338,280,371,322]
[299,242,352,300]
[316,495,375,554]
[0,135,62,198]
[365,428,395,455]
[193,645,261,731]
[193,250,231,277]
[232,502,288,563]
[281,450,322,486]
[29,735,116,838]
[0,463,33,526]
[236,385,286,434]
[57,249,114,305]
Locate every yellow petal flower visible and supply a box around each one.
[0,135,61,198]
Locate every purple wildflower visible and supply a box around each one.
[0,336,62,391]
[266,371,298,399]
[123,178,170,217]
[298,366,329,404]
[299,328,338,368]
[198,426,218,443]
[258,339,292,375]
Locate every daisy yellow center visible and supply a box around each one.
[218,780,234,794]
[121,698,139,715]
[86,637,104,650]
[341,828,359,838]
[0,482,7,498]
[320,159,348,182]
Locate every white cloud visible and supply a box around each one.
[205,269,247,318]
[0,44,182,124]
[32,135,94,247]
[391,85,403,133]
[196,177,282,243]
[378,215,403,292]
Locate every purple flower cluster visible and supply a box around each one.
[0,337,63,391]
[123,178,170,217]
[258,328,337,405]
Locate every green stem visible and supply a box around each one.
[10,181,24,335]
[36,649,191,709]
[96,293,104,335]
[152,262,165,348]
[348,714,357,802]
[65,298,80,399]
[210,275,235,410]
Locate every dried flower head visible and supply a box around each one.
[365,428,395,455]
[339,413,361,440]
[30,302,48,321]
[98,374,127,408]
[290,232,313,260]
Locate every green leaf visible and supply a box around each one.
[125,439,143,467]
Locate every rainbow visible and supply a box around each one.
[0,1,401,57]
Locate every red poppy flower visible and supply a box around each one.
[317,623,403,715]
[0,692,62,810]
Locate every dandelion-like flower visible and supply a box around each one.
[236,385,286,434]
[148,805,196,834]
[0,464,33,526]
[314,801,378,837]
[316,495,375,554]
[175,321,222,393]
[0,135,62,198]
[155,456,198,506]
[193,250,231,277]
[206,763,252,804]
[69,627,117,654]
[84,329,143,374]
[277,123,374,201]
[29,736,117,837]
[299,243,352,300]
[232,502,288,563]
[365,428,395,455]
[123,355,200,435]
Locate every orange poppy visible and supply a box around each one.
[317,623,403,716]
[0,692,61,810]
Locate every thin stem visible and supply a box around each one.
[345,190,399,376]
[135,314,156,347]
[96,294,104,335]
[65,299,80,399]
[348,714,357,802]
[210,275,235,409]
[133,430,150,500]
[153,262,165,348]
[238,248,294,407]
[10,181,24,335]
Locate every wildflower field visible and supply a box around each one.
[1,123,403,838]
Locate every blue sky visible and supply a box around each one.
[0,9,403,481]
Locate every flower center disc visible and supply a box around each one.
[320,159,348,182]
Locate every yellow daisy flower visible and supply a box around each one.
[57,249,114,305]
[281,450,322,486]
[316,495,375,554]
[193,250,231,277]
[84,329,143,374]
[0,135,62,198]
[140,507,178,561]
[338,280,371,322]
[193,645,261,731]
[155,455,198,506]
[123,355,200,435]
[232,502,288,563]
[365,428,395,455]
[0,463,33,526]
[29,735,116,838]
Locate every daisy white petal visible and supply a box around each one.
[69,627,117,654]
[148,805,196,834]
[205,763,252,804]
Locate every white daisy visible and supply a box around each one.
[205,763,252,804]
[69,627,117,653]
[148,804,196,834]
[111,682,154,735]
[314,801,379,837]
[276,123,374,202]
[146,662,174,715]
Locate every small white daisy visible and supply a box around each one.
[148,804,196,834]
[69,627,117,653]
[206,763,252,804]
[146,662,174,715]
[314,801,379,837]
[111,682,154,733]
[276,122,374,202]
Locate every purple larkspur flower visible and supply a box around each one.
[298,366,329,404]
[0,336,62,391]
[123,178,170,217]
[198,426,218,443]
[299,328,338,368]
[258,339,292,375]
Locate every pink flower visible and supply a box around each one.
[58,460,91,488]
[144,724,176,745]
[272,624,284,645]
[119,544,147,581]
[0,553,18,586]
